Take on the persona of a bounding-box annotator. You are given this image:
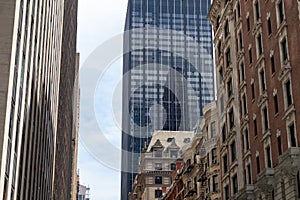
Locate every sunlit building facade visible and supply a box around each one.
[121,0,215,199]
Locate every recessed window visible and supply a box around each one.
[217,42,222,57]
[265,145,272,168]
[213,175,218,192]
[229,108,234,129]
[223,154,228,173]
[240,62,245,82]
[257,33,263,56]
[230,140,236,162]
[232,174,238,194]
[227,77,233,98]
[222,124,226,143]
[284,80,293,107]
[247,16,251,31]
[226,48,231,67]
[242,94,247,116]
[277,135,282,155]
[251,82,255,100]
[256,155,261,174]
[259,69,266,92]
[155,189,162,198]
[225,20,229,38]
[225,185,229,200]
[249,48,253,64]
[238,31,243,50]
[289,123,297,147]
[267,17,272,35]
[262,106,269,131]
[154,150,162,157]
[274,94,279,114]
[271,55,276,74]
[155,176,162,184]
[211,121,216,137]
[155,163,162,170]
[254,0,260,21]
[246,164,252,184]
[277,0,285,24]
[297,172,300,198]
[170,151,178,158]
[219,67,223,84]
[280,37,288,64]
[237,2,241,19]
[245,128,250,150]
[212,148,217,164]
[254,118,258,136]
[170,163,176,171]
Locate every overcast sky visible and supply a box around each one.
[77,0,128,199]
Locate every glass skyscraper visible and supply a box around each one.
[121,0,214,199]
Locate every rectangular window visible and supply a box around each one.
[260,69,266,92]
[225,185,229,200]
[240,62,245,82]
[247,16,251,31]
[226,48,231,67]
[281,38,288,63]
[268,18,272,35]
[278,0,284,24]
[265,146,272,168]
[257,33,263,56]
[155,163,162,170]
[242,95,247,115]
[238,31,243,50]
[285,80,292,107]
[254,118,258,136]
[271,55,276,74]
[219,67,223,84]
[222,125,226,143]
[218,42,222,57]
[251,83,255,100]
[231,141,236,162]
[297,172,300,198]
[232,174,238,194]
[256,156,261,174]
[249,48,253,64]
[229,108,234,129]
[289,123,297,147]
[211,121,216,137]
[277,135,282,155]
[155,176,162,184]
[225,20,229,38]
[212,148,217,164]
[227,78,233,98]
[155,190,162,198]
[274,94,279,114]
[245,128,250,150]
[247,164,252,184]
[213,175,218,192]
[223,154,228,173]
[254,1,260,21]
[263,106,269,131]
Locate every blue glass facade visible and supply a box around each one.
[121,0,214,199]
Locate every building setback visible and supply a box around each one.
[208,0,300,199]
[0,0,79,199]
[121,0,215,199]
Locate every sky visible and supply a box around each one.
[77,0,128,199]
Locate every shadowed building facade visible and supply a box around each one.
[121,0,215,199]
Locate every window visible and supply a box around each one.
[259,69,266,92]
[267,17,272,35]
[232,174,238,194]
[223,154,228,173]
[207,152,210,167]
[237,2,241,19]
[247,164,252,184]
[155,150,162,157]
[274,94,279,114]
[256,155,261,174]
[247,16,251,31]
[297,172,300,198]
[254,118,258,136]
[155,163,162,170]
[155,176,162,184]
[265,145,272,168]
[229,108,234,129]
[212,148,217,164]
[245,128,250,150]
[238,31,243,50]
[226,48,231,67]
[284,80,293,107]
[271,55,276,74]
[242,94,247,116]
[289,123,297,147]
[216,16,220,29]
[213,175,218,192]
[254,0,260,21]
[249,48,253,64]
[251,82,255,100]
[240,62,245,82]
[257,33,263,56]
[227,78,233,98]
[222,125,226,143]
[277,135,282,155]
[225,185,229,200]
[217,42,222,57]
[219,67,223,84]
[170,151,178,158]
[231,141,236,162]
[277,0,285,24]
[224,20,229,38]
[211,121,216,137]
[280,38,288,63]
[263,106,269,131]
[155,189,162,198]
[170,163,176,171]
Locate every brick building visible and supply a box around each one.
[208,0,300,199]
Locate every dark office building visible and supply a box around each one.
[121,0,215,199]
